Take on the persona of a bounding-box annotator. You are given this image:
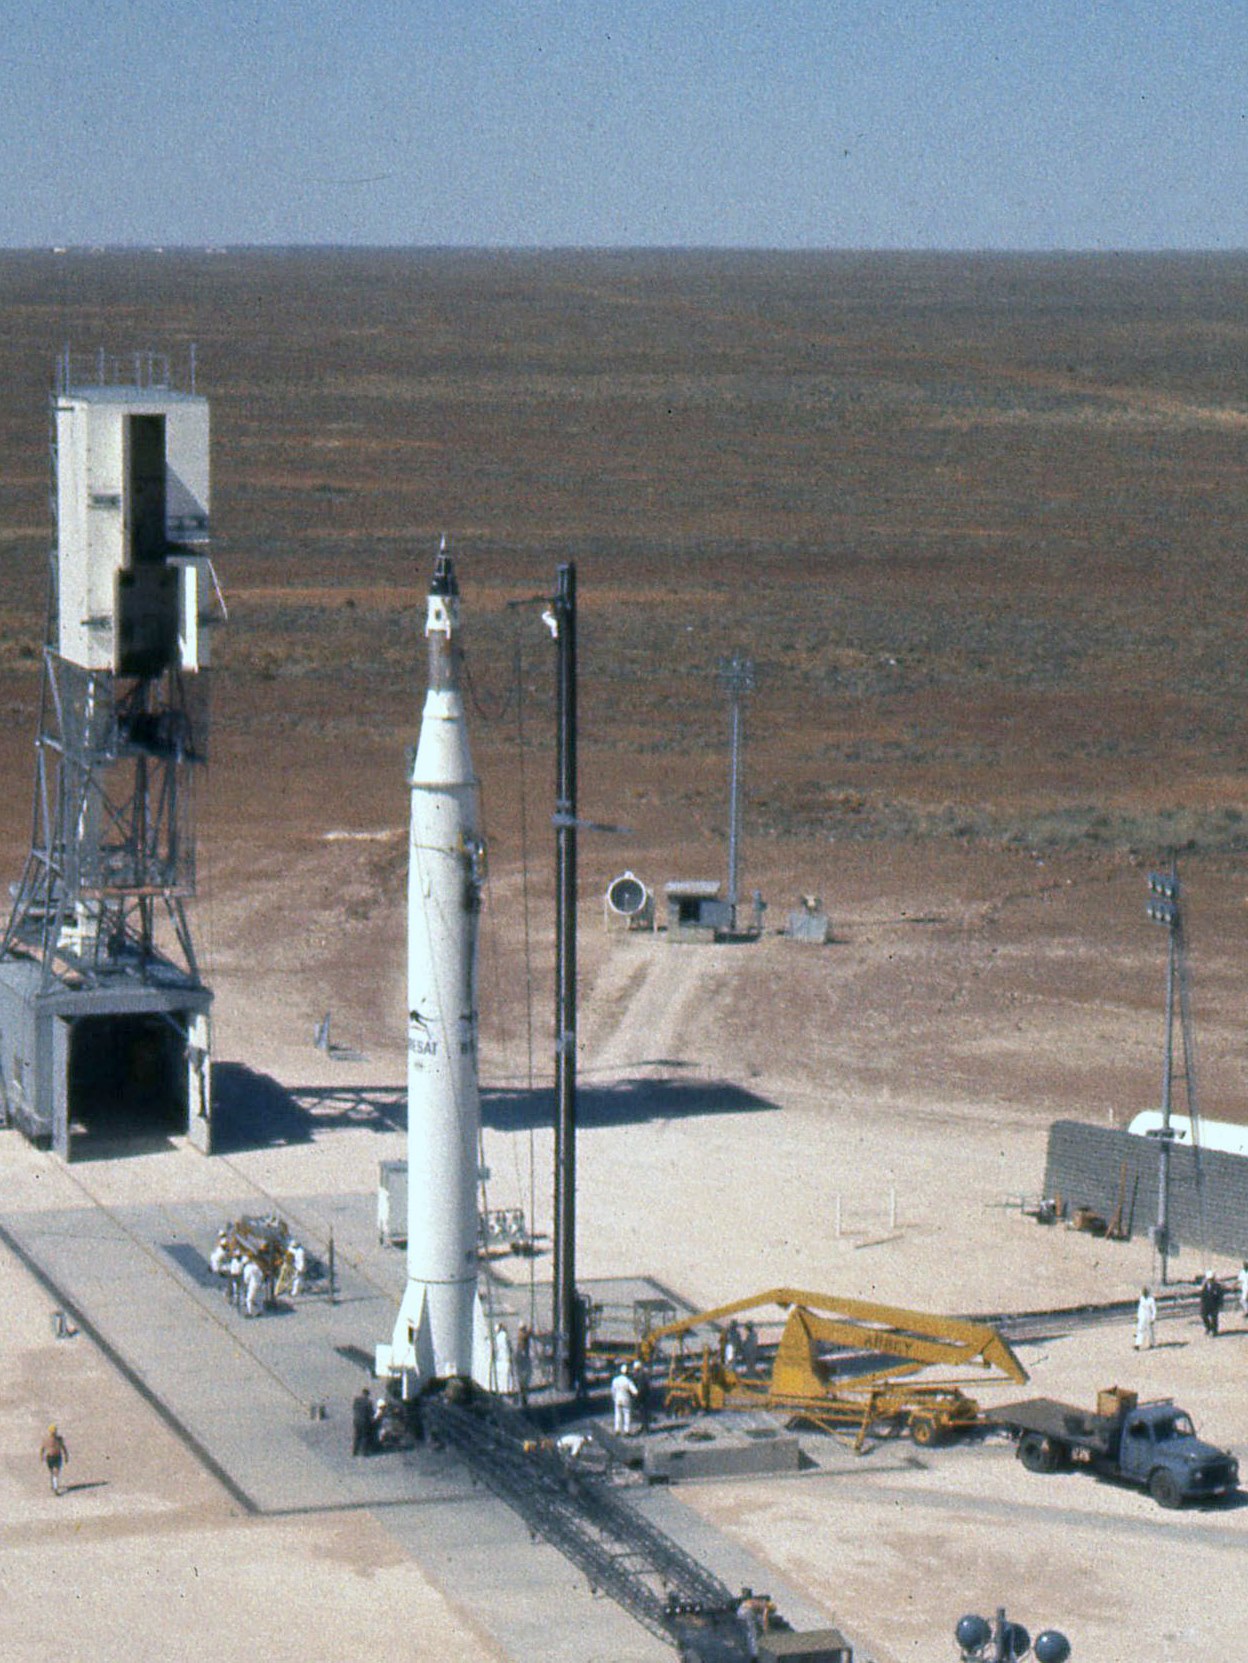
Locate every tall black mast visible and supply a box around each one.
[551,562,580,1390]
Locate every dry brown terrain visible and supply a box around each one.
[3,250,1248,1659]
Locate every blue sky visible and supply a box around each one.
[2,1,1244,249]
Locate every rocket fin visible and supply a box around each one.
[377,1283,437,1385]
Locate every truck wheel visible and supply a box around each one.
[1020,1435,1066,1473]
[1019,1433,1049,1473]
[910,1416,939,1446]
[1149,1469,1183,1509]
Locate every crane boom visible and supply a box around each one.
[637,1286,1027,1383]
[633,1288,1027,1451]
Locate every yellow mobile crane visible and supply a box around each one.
[634,1287,1028,1451]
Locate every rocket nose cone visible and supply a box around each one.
[431,550,459,599]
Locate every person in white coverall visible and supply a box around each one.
[494,1324,516,1395]
[243,1257,265,1318]
[1134,1286,1157,1350]
[611,1365,638,1434]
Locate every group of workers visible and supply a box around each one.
[209,1224,307,1318]
[1135,1264,1248,1349]
[351,1386,406,1455]
[610,1359,652,1435]
[722,1319,761,1375]
[491,1320,535,1404]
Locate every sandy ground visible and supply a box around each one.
[0,1232,507,1663]
[5,881,1248,1662]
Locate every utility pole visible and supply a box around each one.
[717,654,755,933]
[551,563,580,1391]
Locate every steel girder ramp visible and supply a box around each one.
[424,1392,753,1659]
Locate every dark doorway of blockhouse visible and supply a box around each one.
[67,1013,186,1159]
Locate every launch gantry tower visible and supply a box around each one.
[0,350,218,1158]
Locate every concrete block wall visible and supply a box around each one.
[1044,1120,1248,1264]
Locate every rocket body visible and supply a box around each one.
[377,553,490,1387]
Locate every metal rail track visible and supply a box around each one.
[989,1288,1203,1344]
[424,1392,752,1659]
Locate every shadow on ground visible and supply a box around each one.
[482,1076,779,1132]
[211,1062,777,1153]
[212,1064,406,1152]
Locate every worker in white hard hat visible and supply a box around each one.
[209,1232,229,1278]
[611,1363,639,1435]
[493,1323,516,1395]
[1134,1286,1157,1350]
[242,1256,265,1318]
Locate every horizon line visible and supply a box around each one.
[5,242,1248,259]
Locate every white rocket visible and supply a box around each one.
[376,547,492,1388]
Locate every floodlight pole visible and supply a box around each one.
[1146,863,1180,1285]
[1159,908,1177,1285]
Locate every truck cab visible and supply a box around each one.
[1114,1402,1238,1507]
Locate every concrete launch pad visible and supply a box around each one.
[0,1134,834,1661]
[639,1414,806,1484]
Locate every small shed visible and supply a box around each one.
[377,1159,408,1246]
[785,895,831,944]
[664,880,732,941]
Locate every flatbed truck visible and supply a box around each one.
[986,1387,1238,1508]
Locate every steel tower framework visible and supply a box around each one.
[0,351,215,1156]
[1,642,206,989]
